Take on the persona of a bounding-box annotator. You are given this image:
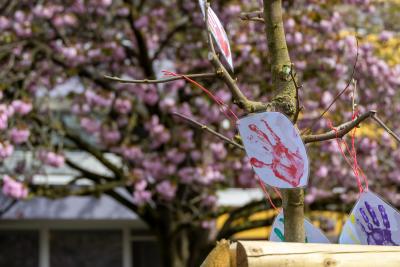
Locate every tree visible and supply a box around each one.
[1,0,400,266]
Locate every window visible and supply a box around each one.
[131,238,162,267]
[50,230,122,267]
[0,230,39,267]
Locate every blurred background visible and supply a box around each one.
[0,0,399,266]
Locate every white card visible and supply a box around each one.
[198,0,234,71]
[237,112,309,188]
[339,190,400,246]
[270,212,330,243]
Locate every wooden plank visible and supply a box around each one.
[237,241,400,267]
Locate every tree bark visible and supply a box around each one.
[263,0,305,242]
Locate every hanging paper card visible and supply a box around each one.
[198,0,234,71]
[270,212,330,243]
[237,112,309,188]
[339,190,400,246]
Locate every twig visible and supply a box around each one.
[308,36,359,131]
[302,110,376,144]
[371,114,400,144]
[151,17,188,61]
[240,10,264,22]
[172,112,244,150]
[0,199,17,217]
[203,2,269,112]
[104,73,216,84]
[290,64,302,123]
[352,79,357,115]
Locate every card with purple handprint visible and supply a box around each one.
[237,112,309,188]
[339,190,400,246]
[269,212,330,243]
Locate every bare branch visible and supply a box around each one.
[240,10,264,22]
[203,2,269,112]
[62,124,125,179]
[302,110,376,144]
[308,36,359,131]
[104,73,217,84]
[290,65,303,123]
[0,199,17,217]
[65,158,115,182]
[31,181,127,198]
[152,17,188,61]
[372,114,400,143]
[172,112,244,150]
[217,217,275,240]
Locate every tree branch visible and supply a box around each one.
[240,10,264,22]
[104,72,217,84]
[124,0,155,78]
[65,158,115,182]
[0,199,17,217]
[151,17,188,61]
[371,114,400,143]
[172,112,244,149]
[31,181,127,198]
[62,123,125,179]
[217,217,275,240]
[203,2,270,113]
[308,36,359,132]
[303,110,376,144]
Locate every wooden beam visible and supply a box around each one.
[236,241,400,267]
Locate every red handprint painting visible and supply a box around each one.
[198,0,234,71]
[237,112,309,188]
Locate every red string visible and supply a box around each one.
[327,113,368,193]
[256,175,281,212]
[272,186,282,200]
[162,71,239,123]
[350,111,369,191]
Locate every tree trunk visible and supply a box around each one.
[155,206,213,267]
[263,0,305,242]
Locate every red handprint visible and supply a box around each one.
[248,119,304,187]
[208,12,230,58]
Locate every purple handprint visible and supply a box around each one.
[357,201,398,246]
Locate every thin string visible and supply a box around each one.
[162,70,285,205]
[162,71,239,122]
[256,175,281,212]
[327,115,367,193]
[350,111,369,191]
[272,186,282,200]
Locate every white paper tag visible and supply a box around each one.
[198,0,234,72]
[270,212,330,243]
[237,112,309,188]
[339,190,400,246]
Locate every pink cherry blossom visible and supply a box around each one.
[156,180,176,201]
[132,179,152,206]
[121,146,143,161]
[38,151,65,167]
[11,100,32,115]
[80,117,101,134]
[114,98,132,114]
[10,127,30,144]
[0,142,14,159]
[2,175,28,199]
[101,128,121,145]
